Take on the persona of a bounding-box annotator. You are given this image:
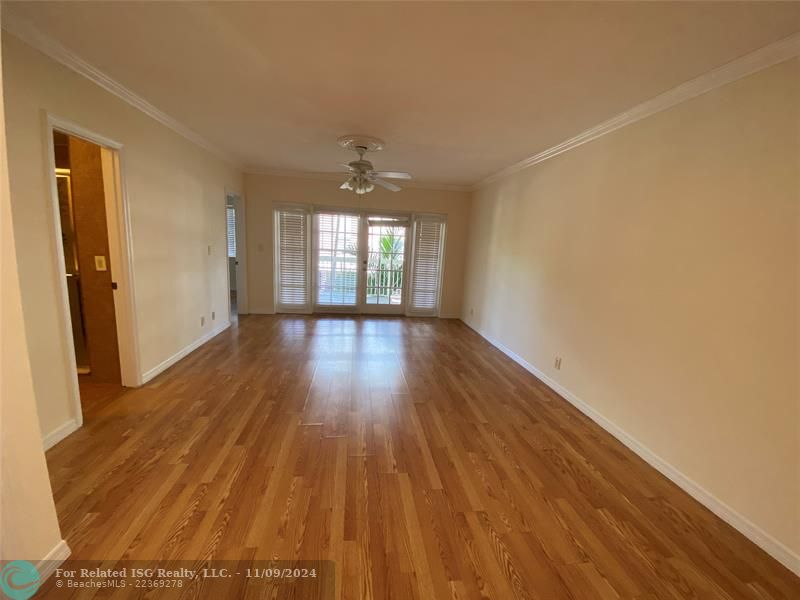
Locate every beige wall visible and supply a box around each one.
[244,173,470,318]
[2,33,243,438]
[0,22,65,562]
[463,59,800,556]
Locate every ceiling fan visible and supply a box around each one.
[335,135,411,195]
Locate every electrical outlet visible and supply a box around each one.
[554,357,562,370]
[201,316,205,327]
[212,311,215,320]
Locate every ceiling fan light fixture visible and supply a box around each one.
[335,135,411,195]
[354,178,374,195]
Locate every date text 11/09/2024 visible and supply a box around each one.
[54,568,319,579]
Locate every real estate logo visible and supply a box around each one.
[0,561,41,600]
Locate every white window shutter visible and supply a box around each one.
[408,216,446,316]
[226,206,237,258]
[274,207,311,313]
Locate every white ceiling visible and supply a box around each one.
[4,2,800,186]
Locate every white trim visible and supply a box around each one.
[45,115,144,414]
[100,146,142,387]
[463,320,800,576]
[42,419,80,451]
[1,14,240,168]
[141,321,231,384]
[36,539,71,582]
[5,11,798,191]
[43,116,84,430]
[478,32,800,187]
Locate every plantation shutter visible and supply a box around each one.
[274,207,311,313]
[226,206,236,258]
[408,216,446,316]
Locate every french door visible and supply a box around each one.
[313,211,360,310]
[361,216,409,314]
[275,206,444,316]
[312,212,408,314]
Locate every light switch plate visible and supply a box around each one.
[94,255,107,271]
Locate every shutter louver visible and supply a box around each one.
[275,208,310,312]
[226,206,236,258]
[408,218,445,316]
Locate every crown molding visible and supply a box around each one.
[245,167,473,193]
[1,13,242,168]
[7,10,797,189]
[478,32,800,188]
[1,12,468,191]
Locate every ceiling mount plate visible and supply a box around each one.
[337,134,385,154]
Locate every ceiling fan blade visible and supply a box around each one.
[338,163,357,171]
[370,170,412,180]
[371,177,401,192]
[339,181,350,190]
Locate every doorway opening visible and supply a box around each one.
[226,192,247,319]
[54,130,122,385]
[47,118,140,444]
[226,202,238,318]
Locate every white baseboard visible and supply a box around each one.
[462,320,800,576]
[36,539,71,581]
[42,419,80,451]
[141,321,230,384]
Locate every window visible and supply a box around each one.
[408,216,446,316]
[316,213,359,306]
[226,206,236,258]
[274,207,310,312]
[274,207,445,316]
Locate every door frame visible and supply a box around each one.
[358,214,411,315]
[225,192,247,315]
[309,208,411,315]
[275,203,447,318]
[44,114,142,428]
[311,207,362,314]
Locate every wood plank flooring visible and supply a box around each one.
[44,315,799,599]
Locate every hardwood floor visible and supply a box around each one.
[43,315,798,599]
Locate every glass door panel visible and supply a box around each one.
[315,212,360,309]
[363,217,408,313]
